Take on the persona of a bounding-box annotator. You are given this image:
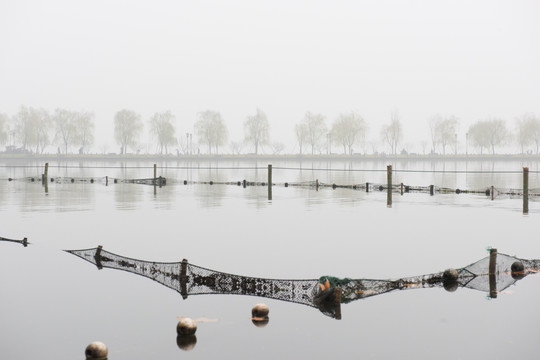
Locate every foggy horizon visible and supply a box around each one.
[1,0,539,154]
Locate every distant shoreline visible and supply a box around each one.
[0,153,539,162]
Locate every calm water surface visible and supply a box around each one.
[1,159,539,359]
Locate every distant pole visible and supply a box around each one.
[490,185,495,201]
[316,179,319,192]
[489,248,497,298]
[429,185,434,196]
[387,165,392,207]
[366,182,369,193]
[268,164,272,201]
[400,182,404,196]
[523,167,529,215]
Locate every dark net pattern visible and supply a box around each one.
[66,247,540,318]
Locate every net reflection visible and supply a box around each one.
[66,246,539,319]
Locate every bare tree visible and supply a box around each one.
[149,111,176,154]
[295,122,308,155]
[331,112,368,155]
[195,110,228,154]
[229,140,244,155]
[468,118,508,154]
[271,141,285,155]
[516,113,540,154]
[53,108,79,154]
[75,111,94,154]
[0,113,8,146]
[300,112,326,155]
[380,110,403,155]
[243,108,269,155]
[429,114,458,155]
[114,109,143,155]
[13,106,35,151]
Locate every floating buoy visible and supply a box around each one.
[252,303,269,318]
[443,268,458,281]
[209,181,213,185]
[8,178,12,181]
[456,189,461,194]
[237,181,241,186]
[177,317,197,336]
[71,178,75,183]
[332,184,337,190]
[90,179,94,183]
[485,189,490,196]
[285,182,288,187]
[51,178,55,182]
[176,335,197,351]
[511,261,526,279]
[31,178,35,182]
[114,179,118,184]
[184,180,187,185]
[252,303,270,327]
[378,185,384,191]
[261,182,265,186]
[85,341,108,360]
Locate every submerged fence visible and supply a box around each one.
[4,163,538,213]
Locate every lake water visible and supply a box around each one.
[1,158,539,359]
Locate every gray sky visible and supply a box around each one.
[1,0,539,153]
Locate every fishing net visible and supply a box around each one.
[66,247,539,319]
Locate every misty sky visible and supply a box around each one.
[1,0,539,153]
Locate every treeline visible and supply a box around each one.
[0,106,539,155]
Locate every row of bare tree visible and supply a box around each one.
[1,106,539,155]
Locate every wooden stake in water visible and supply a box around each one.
[387,165,392,207]
[180,259,188,299]
[154,163,157,195]
[44,162,49,193]
[316,179,319,192]
[489,248,497,298]
[268,164,272,201]
[429,185,434,196]
[523,167,529,215]
[400,182,404,196]
[491,185,495,201]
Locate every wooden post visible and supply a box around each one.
[400,182,404,196]
[316,179,319,191]
[334,286,342,320]
[94,245,103,270]
[106,176,108,186]
[490,185,495,201]
[44,162,49,193]
[180,259,188,299]
[489,248,497,298]
[523,167,529,215]
[429,185,434,196]
[366,182,369,193]
[387,165,392,207]
[268,164,272,201]
[153,164,157,194]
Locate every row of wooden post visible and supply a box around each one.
[384,165,530,214]
[39,163,531,214]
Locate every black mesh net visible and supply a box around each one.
[66,247,539,319]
